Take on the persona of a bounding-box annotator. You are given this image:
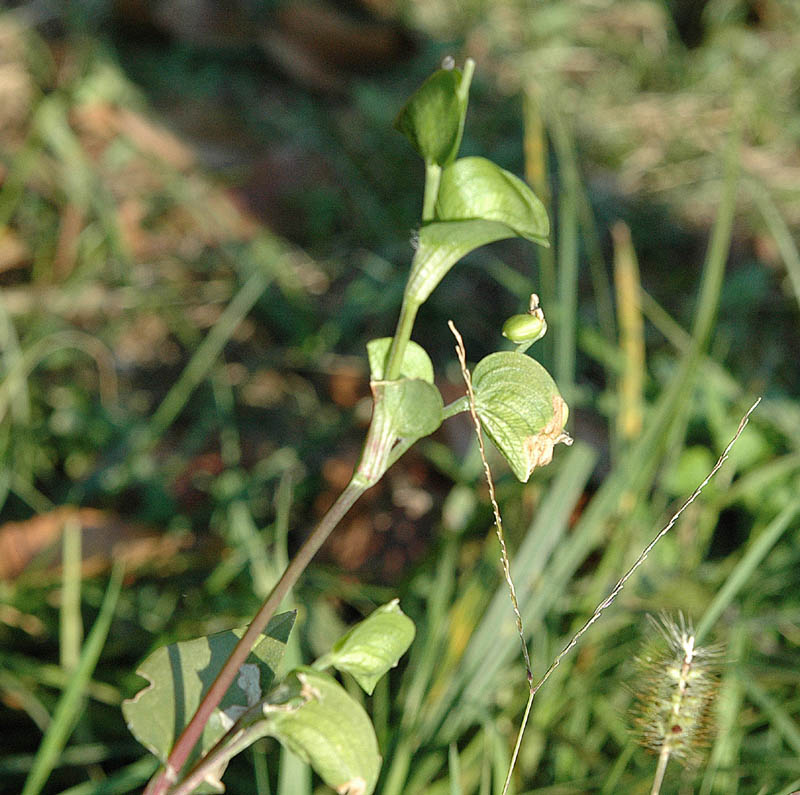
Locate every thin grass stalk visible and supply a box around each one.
[531,400,758,698]
[0,670,51,733]
[650,747,670,795]
[382,540,457,795]
[449,322,532,681]
[540,127,741,665]
[0,292,31,425]
[448,743,463,795]
[0,331,117,422]
[576,183,616,346]
[277,743,311,795]
[423,443,595,743]
[600,741,637,794]
[251,745,270,795]
[501,401,759,793]
[690,131,741,348]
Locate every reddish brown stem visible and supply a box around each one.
[144,479,367,795]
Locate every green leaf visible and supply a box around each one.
[435,157,549,245]
[367,337,434,383]
[268,667,381,795]
[316,600,416,694]
[471,352,571,482]
[377,378,443,441]
[393,67,467,166]
[122,611,296,778]
[406,219,518,304]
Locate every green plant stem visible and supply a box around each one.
[170,719,273,795]
[384,295,421,382]
[147,105,446,791]
[145,478,370,795]
[502,690,534,795]
[422,163,442,222]
[650,747,670,795]
[442,397,469,420]
[147,64,478,790]
[386,127,460,382]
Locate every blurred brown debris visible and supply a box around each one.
[115,0,416,92]
[0,506,195,581]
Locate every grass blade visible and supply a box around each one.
[60,515,83,672]
[54,757,159,795]
[146,266,273,443]
[747,178,800,312]
[695,497,800,643]
[21,562,124,795]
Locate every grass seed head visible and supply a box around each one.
[630,613,721,767]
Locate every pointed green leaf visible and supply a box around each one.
[394,67,467,165]
[377,378,443,441]
[317,600,416,694]
[406,219,517,304]
[122,611,296,775]
[367,337,434,383]
[435,157,549,245]
[471,352,571,482]
[268,667,381,795]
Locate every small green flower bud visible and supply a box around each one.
[502,293,548,348]
[502,313,546,343]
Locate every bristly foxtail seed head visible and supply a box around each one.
[629,613,722,767]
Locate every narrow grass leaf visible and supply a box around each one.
[612,221,645,444]
[742,678,800,756]
[147,266,273,443]
[53,756,159,795]
[748,179,800,312]
[695,497,800,643]
[21,562,124,795]
[448,744,463,795]
[430,442,596,739]
[59,515,83,672]
[549,108,579,401]
[699,625,747,795]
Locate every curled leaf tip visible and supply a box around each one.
[522,394,571,479]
